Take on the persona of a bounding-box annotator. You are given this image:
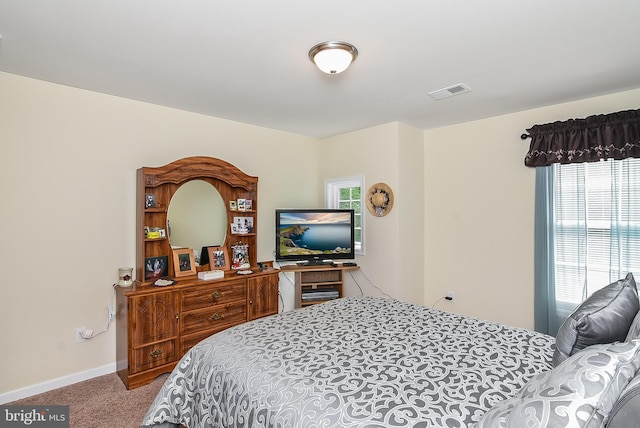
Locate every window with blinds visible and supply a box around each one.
[325,176,364,255]
[553,158,640,305]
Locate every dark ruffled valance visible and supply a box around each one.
[524,109,640,167]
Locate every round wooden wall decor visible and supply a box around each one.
[366,182,394,217]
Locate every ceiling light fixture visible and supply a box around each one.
[309,41,358,74]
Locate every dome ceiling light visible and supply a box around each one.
[308,41,358,74]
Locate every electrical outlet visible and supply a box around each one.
[75,327,88,343]
[446,290,455,301]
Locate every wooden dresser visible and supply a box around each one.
[116,267,279,389]
[117,156,280,389]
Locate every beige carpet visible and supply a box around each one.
[7,372,169,428]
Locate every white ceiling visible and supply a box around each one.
[1,1,639,139]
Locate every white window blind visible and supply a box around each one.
[553,158,640,305]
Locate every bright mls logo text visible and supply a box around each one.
[1,405,69,427]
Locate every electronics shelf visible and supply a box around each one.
[280,264,360,308]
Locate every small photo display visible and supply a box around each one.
[245,199,252,210]
[207,246,230,270]
[145,193,157,208]
[145,255,168,280]
[232,216,253,234]
[229,200,237,211]
[237,198,246,211]
[231,242,250,270]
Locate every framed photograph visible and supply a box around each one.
[207,246,230,270]
[145,255,168,281]
[229,200,237,211]
[145,193,157,208]
[237,198,246,211]
[231,242,250,270]
[245,199,253,210]
[172,248,196,277]
[233,216,254,233]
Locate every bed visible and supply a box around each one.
[143,277,640,428]
[142,296,556,427]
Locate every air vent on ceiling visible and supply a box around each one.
[428,83,472,100]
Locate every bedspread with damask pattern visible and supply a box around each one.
[142,296,554,428]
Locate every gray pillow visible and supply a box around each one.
[553,273,639,367]
[475,340,640,428]
[625,309,640,341]
[606,374,640,428]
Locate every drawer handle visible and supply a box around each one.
[210,312,225,321]
[150,349,163,358]
[211,291,222,300]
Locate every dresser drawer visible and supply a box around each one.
[131,340,178,374]
[181,300,246,335]
[181,325,231,353]
[181,280,246,312]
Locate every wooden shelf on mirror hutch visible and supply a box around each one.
[137,156,259,283]
[117,156,279,389]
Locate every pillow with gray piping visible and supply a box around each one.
[625,308,640,342]
[476,340,640,428]
[553,273,639,367]
[606,373,640,428]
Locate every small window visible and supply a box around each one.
[326,176,364,255]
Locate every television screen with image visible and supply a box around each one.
[276,209,355,265]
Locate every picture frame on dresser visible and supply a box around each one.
[207,246,230,270]
[145,255,168,280]
[231,242,250,269]
[172,248,196,277]
[145,193,157,208]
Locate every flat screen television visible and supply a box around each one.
[275,208,355,265]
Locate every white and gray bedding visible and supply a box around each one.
[142,296,555,427]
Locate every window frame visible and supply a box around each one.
[550,158,640,307]
[325,176,364,256]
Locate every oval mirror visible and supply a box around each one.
[167,180,227,260]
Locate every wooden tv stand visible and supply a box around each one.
[280,264,360,308]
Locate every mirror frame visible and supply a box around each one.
[136,156,258,283]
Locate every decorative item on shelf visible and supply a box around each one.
[245,199,252,210]
[207,246,230,270]
[232,216,253,234]
[231,242,250,270]
[197,270,225,280]
[229,200,237,211]
[172,248,196,277]
[153,278,176,287]
[145,227,165,239]
[145,256,168,281]
[366,182,394,217]
[237,198,246,211]
[118,267,134,287]
[145,193,157,208]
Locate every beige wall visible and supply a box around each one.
[1,68,638,399]
[424,88,640,329]
[0,72,319,396]
[319,122,425,304]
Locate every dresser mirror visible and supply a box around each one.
[167,179,227,256]
[136,156,258,283]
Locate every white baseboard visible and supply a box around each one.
[0,363,116,404]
